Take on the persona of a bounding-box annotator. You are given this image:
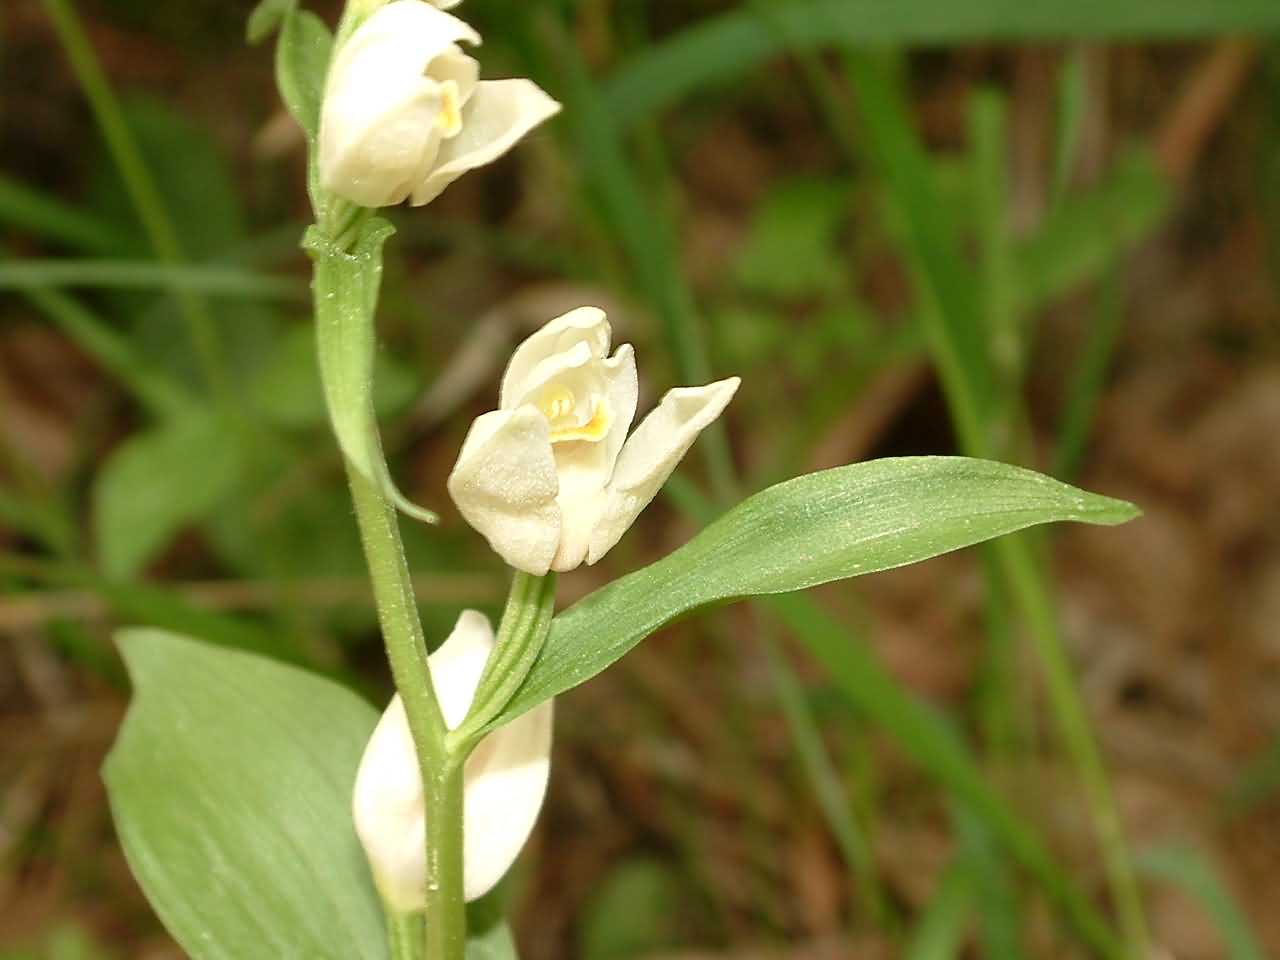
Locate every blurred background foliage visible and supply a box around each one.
[3,0,1280,957]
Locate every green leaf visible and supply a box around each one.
[905,859,972,960]
[307,220,438,524]
[765,592,1116,955]
[734,177,852,299]
[247,0,297,44]
[89,97,244,261]
[1012,149,1170,313]
[466,922,518,960]
[0,172,133,255]
[276,9,333,141]
[495,457,1137,727]
[1137,845,1266,960]
[579,859,688,960]
[93,412,246,580]
[605,0,1280,127]
[252,324,419,430]
[465,891,520,960]
[104,629,386,960]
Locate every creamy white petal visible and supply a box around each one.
[352,610,552,909]
[334,0,479,69]
[430,0,464,8]
[427,608,494,729]
[319,2,480,206]
[545,344,637,571]
[447,406,561,575]
[500,308,609,410]
[426,45,480,109]
[460,698,553,900]
[351,695,426,912]
[411,78,561,207]
[586,377,740,565]
[320,82,447,206]
[598,343,638,479]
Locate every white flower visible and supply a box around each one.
[352,610,553,910]
[319,0,560,208]
[447,307,740,575]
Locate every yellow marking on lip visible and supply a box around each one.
[549,399,612,443]
[540,384,575,422]
[435,81,463,137]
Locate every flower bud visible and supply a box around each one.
[318,0,560,208]
[352,610,553,910]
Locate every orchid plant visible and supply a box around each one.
[102,2,1141,959]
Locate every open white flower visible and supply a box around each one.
[448,307,740,575]
[319,0,560,208]
[352,610,553,910]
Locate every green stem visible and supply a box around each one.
[995,537,1150,957]
[344,464,464,960]
[455,570,556,745]
[422,758,468,960]
[387,910,425,960]
[837,50,1147,958]
[41,0,228,399]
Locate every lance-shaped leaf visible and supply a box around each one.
[104,630,386,960]
[491,457,1139,728]
[275,7,332,141]
[306,219,437,523]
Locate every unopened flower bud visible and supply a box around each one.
[318,0,559,208]
[352,610,553,909]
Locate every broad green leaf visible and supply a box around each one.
[277,9,333,141]
[605,0,1280,127]
[104,630,386,960]
[93,412,245,580]
[495,457,1137,727]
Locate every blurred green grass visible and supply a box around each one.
[3,0,1280,957]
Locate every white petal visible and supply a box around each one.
[411,78,561,206]
[547,344,638,572]
[352,695,426,912]
[426,45,480,109]
[447,406,561,575]
[335,0,479,66]
[586,377,740,565]
[499,307,609,410]
[598,343,639,479]
[319,2,480,207]
[427,609,495,730]
[352,610,552,909]
[430,0,464,7]
[461,699,553,900]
